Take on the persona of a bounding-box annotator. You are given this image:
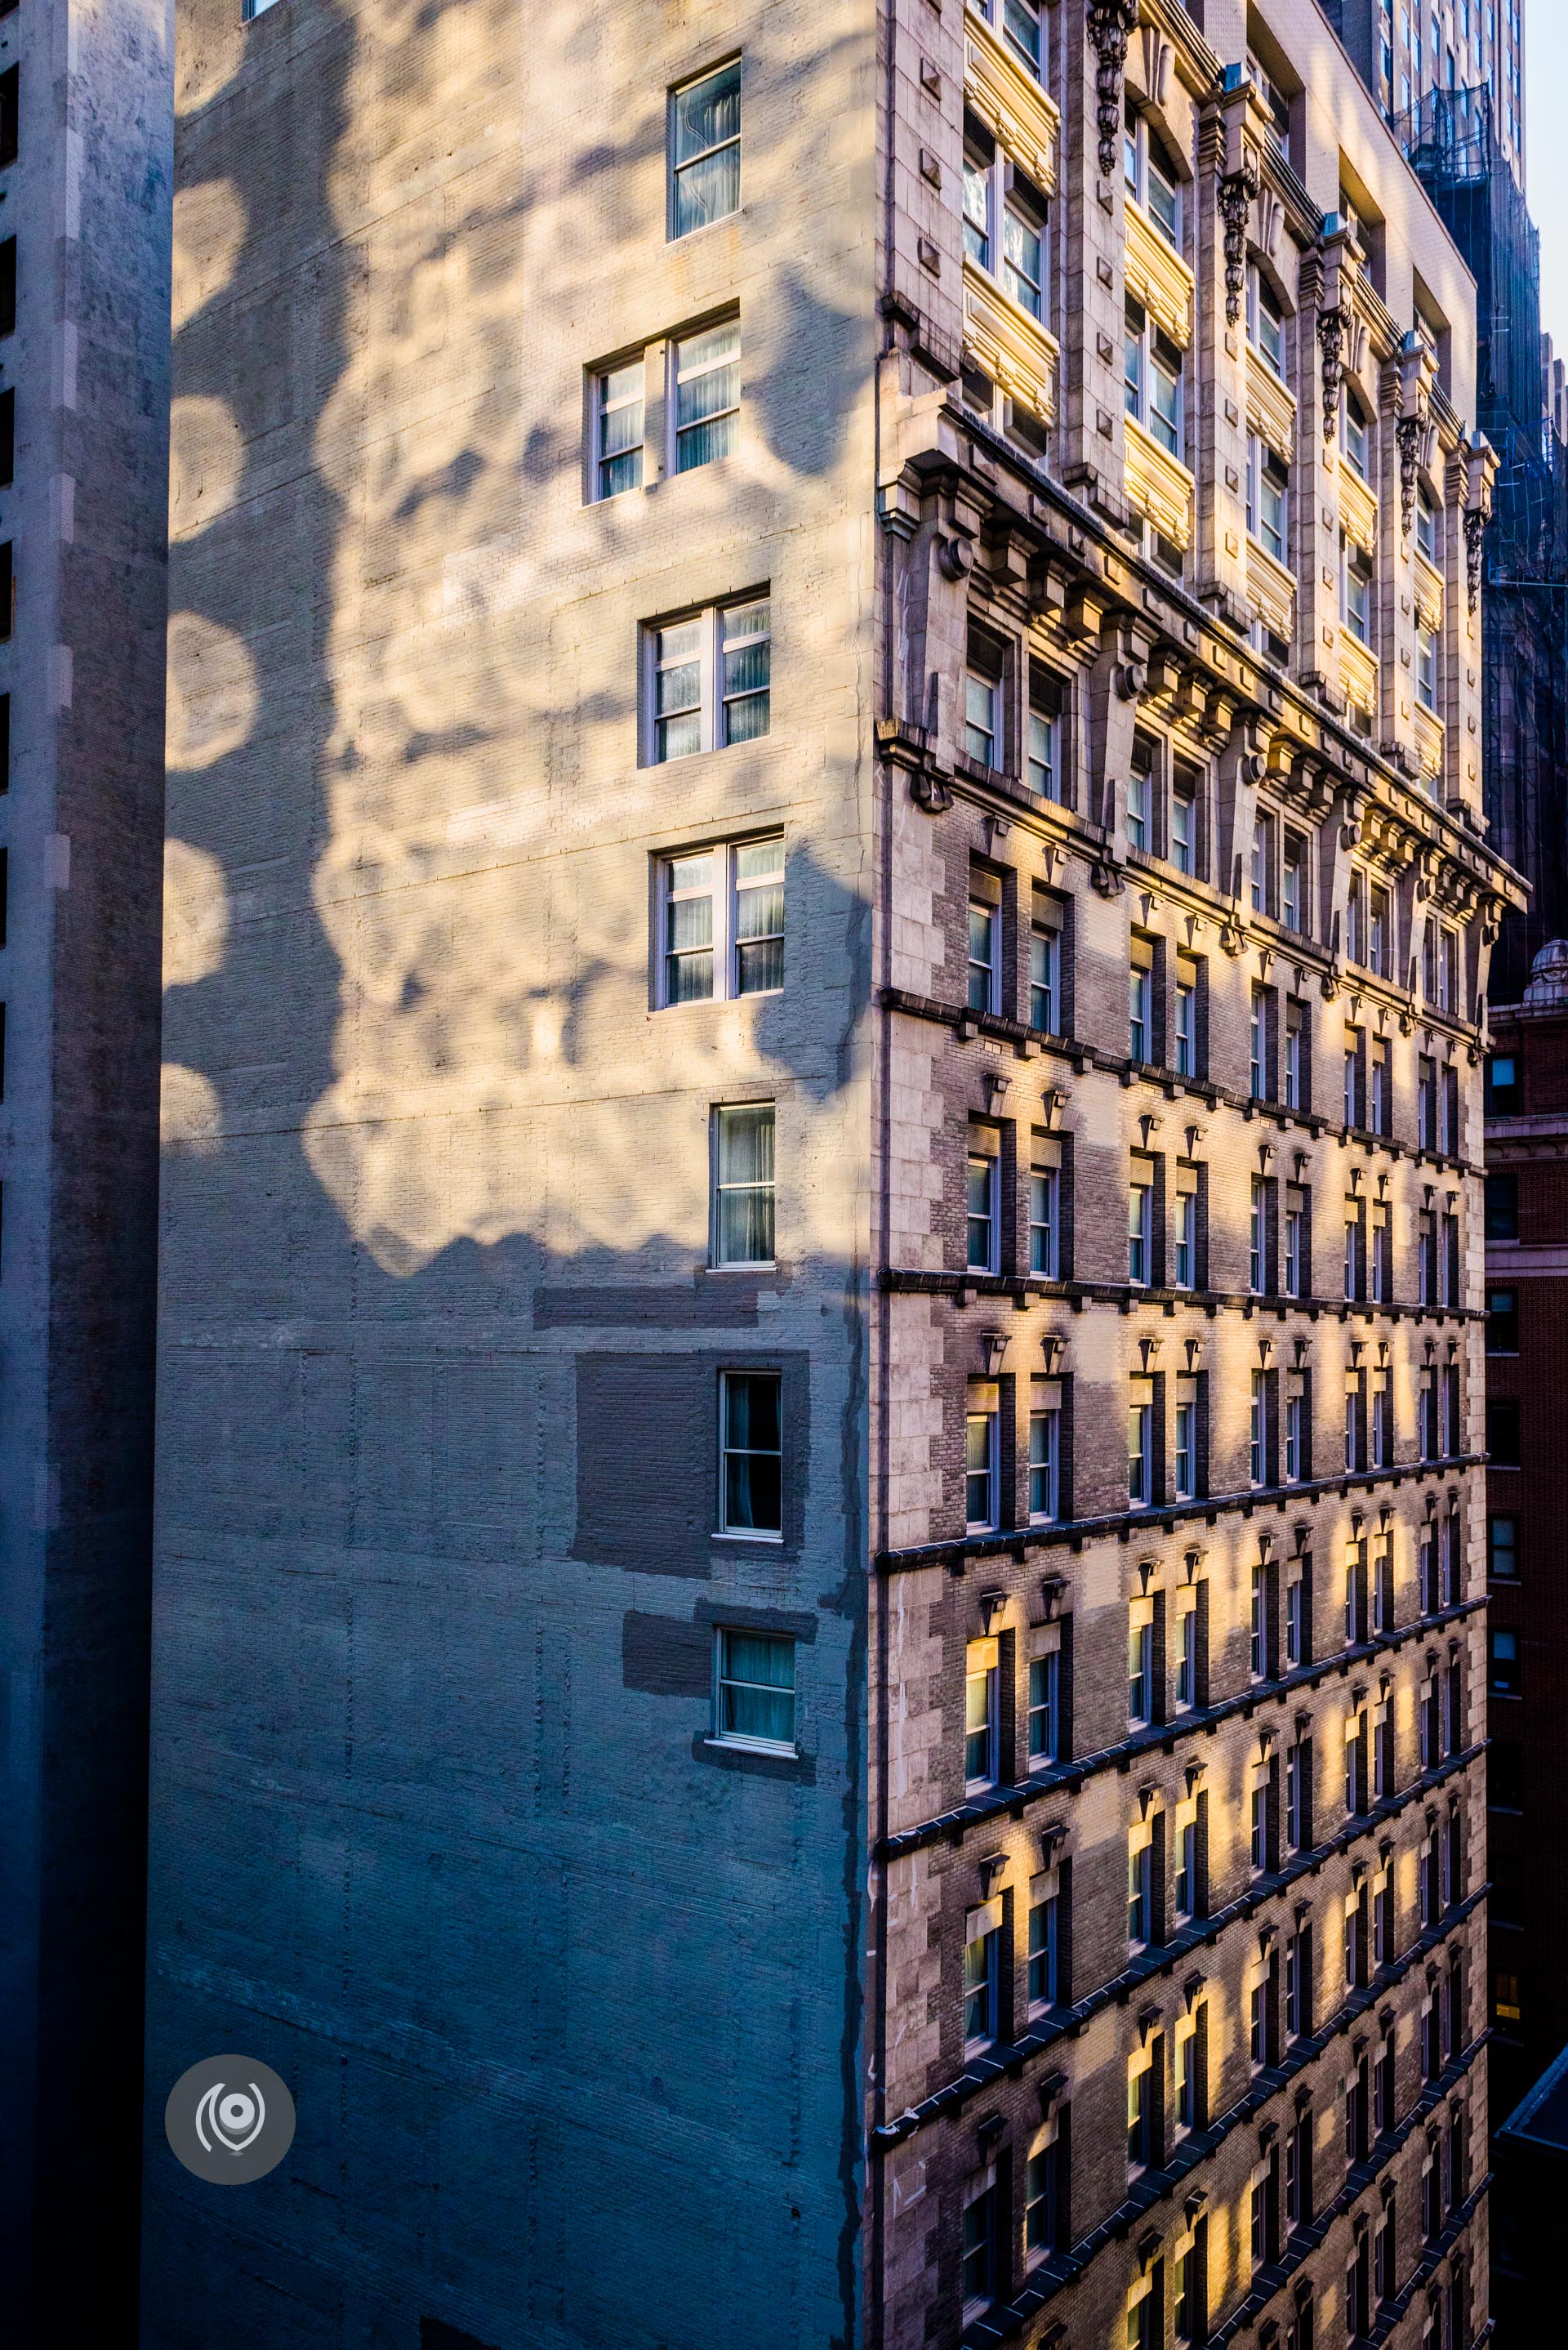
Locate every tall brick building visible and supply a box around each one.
[146,4,1521,2348]
[1479,944,1568,2119]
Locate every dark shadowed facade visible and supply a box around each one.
[0,2,171,2340]
[146,4,1520,2349]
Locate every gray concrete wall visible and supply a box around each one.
[145,2,875,2344]
[0,0,171,2337]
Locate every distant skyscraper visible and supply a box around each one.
[0,0,170,2339]
[1326,0,1527,191]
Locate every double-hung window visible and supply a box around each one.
[1029,1158,1059,1277]
[595,359,645,497]
[1128,1174,1153,1286]
[1344,390,1370,479]
[965,127,1049,322]
[1129,941,1154,1062]
[673,318,741,470]
[1416,485,1440,563]
[670,61,742,237]
[1174,1383,1196,1498]
[1125,297,1183,457]
[965,1638,1000,1787]
[1174,1176,1196,1291]
[1027,1644,1059,1761]
[1247,436,1290,565]
[963,1906,1000,2048]
[964,625,1004,769]
[1029,1384,1060,1522]
[978,0,1044,78]
[1027,671,1062,800]
[967,1141,1000,1273]
[1129,1380,1155,1505]
[968,896,1000,1013]
[649,595,769,760]
[715,1626,795,1751]
[719,1370,782,1537]
[1247,263,1286,377]
[1125,105,1181,245]
[712,1103,776,1267]
[1417,618,1439,712]
[1029,920,1060,1032]
[966,1388,1000,1530]
[1174,968,1196,1077]
[1343,536,1374,644]
[659,835,783,1004]
[1127,738,1153,854]
[1170,778,1196,874]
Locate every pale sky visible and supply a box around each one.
[1529,0,1568,365]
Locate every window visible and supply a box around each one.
[964,1908,1001,2058]
[1487,1286,1518,1353]
[1128,1835,1153,1945]
[1125,297,1183,457]
[1129,1380,1154,1503]
[1285,1734,1307,1848]
[1029,1163,1059,1278]
[1175,1602,1197,1707]
[1284,1001,1305,1110]
[1125,105,1181,245]
[990,0,1044,78]
[1247,263,1286,377]
[1485,1174,1518,1240]
[1344,390,1370,479]
[649,595,769,760]
[1285,1569,1307,1670]
[1486,1052,1521,1113]
[719,1371,782,1537]
[1369,885,1391,977]
[1029,1389,1060,1521]
[1490,1629,1521,1696]
[715,1626,795,1752]
[1250,1565,1266,1676]
[1129,945,1152,1062]
[1127,738,1153,854]
[968,897,1000,1012]
[1247,437,1290,565]
[967,125,1050,322]
[1028,1883,1059,2008]
[961,2168,1000,2312]
[957,663,1004,771]
[1174,1181,1196,1291]
[1174,1817,1198,1919]
[1129,1612,1153,1723]
[713,1103,775,1267]
[1174,956,1198,1077]
[1024,2138,1057,2254]
[1371,1202,1392,1302]
[1417,618,1439,713]
[1285,1385,1303,1483]
[1251,811,1275,914]
[1489,1514,1518,1580]
[1030,921,1060,1032]
[1416,485,1439,561]
[1028,1648,1059,1762]
[595,359,645,497]
[1128,1174,1153,1286]
[1027,675,1062,800]
[967,1148,999,1273]
[1282,836,1307,934]
[1250,988,1267,1099]
[673,318,741,470]
[659,836,783,1004]
[965,1639,1000,1786]
[671,61,742,237]
[1343,537,1373,644]
[1250,1178,1266,1296]
[966,1388,999,1529]
[1171,776,1196,874]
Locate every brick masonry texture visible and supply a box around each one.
[147,2,1521,2349]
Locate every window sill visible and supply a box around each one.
[715,1528,784,1545]
[694,1734,814,1783]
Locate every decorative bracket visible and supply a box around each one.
[1086,1,1140,181]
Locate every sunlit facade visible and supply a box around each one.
[148,2,1522,2348]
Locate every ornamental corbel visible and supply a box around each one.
[1395,333,1439,539]
[1317,215,1361,444]
[1217,68,1268,328]
[1462,434,1499,614]
[1087,2,1140,181]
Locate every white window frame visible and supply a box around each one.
[967,1150,1000,1273]
[1125,295,1183,457]
[1246,261,1287,378]
[669,58,742,241]
[965,1400,999,1531]
[1246,434,1290,567]
[717,1368,783,1541]
[712,1624,797,1754]
[1028,1164,1059,1277]
[968,896,1000,1013]
[1125,107,1181,247]
[711,1100,777,1269]
[965,130,1050,322]
[656,833,784,1006]
[645,593,771,763]
[1029,922,1060,1032]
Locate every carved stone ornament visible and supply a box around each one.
[1219,165,1260,327]
[875,716,951,814]
[1086,0,1139,181]
[1318,304,1348,443]
[1464,507,1486,614]
[1396,415,1423,540]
